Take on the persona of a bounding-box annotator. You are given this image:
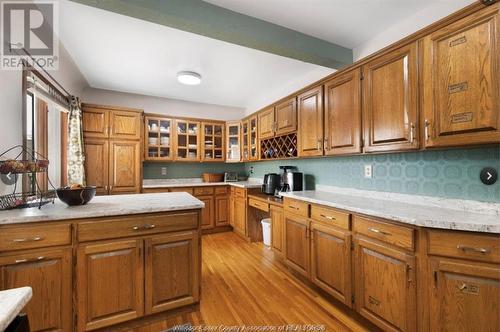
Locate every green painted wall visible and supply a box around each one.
[143,162,246,179]
[143,147,500,202]
[245,147,500,203]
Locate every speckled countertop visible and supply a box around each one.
[143,178,262,189]
[0,192,204,225]
[282,186,500,234]
[0,287,32,331]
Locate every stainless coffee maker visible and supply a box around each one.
[276,166,303,198]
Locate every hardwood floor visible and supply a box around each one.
[103,232,371,332]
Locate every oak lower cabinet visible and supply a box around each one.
[233,196,247,237]
[362,42,419,153]
[76,239,144,331]
[284,212,310,277]
[145,231,200,314]
[422,4,500,147]
[311,221,352,307]
[354,236,416,332]
[215,195,229,226]
[270,205,284,256]
[196,195,215,230]
[0,248,72,332]
[428,257,500,332]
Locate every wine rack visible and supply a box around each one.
[260,133,298,160]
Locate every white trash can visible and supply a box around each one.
[261,218,271,247]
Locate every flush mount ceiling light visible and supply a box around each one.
[177,71,202,85]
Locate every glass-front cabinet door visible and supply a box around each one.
[176,120,200,161]
[226,121,241,162]
[242,120,249,161]
[202,122,225,162]
[249,115,258,160]
[145,116,173,161]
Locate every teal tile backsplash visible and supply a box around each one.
[143,147,499,202]
[245,147,500,203]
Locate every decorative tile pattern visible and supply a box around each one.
[246,147,500,203]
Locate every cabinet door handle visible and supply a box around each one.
[368,227,392,236]
[457,245,491,254]
[316,139,322,151]
[15,256,45,264]
[406,264,413,284]
[424,120,430,141]
[305,227,309,239]
[133,224,156,231]
[409,122,415,143]
[320,214,336,221]
[12,236,44,243]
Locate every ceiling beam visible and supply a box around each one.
[69,0,353,69]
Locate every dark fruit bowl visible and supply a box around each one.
[56,186,96,206]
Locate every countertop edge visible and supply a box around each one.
[0,287,32,332]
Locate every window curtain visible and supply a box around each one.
[67,96,86,186]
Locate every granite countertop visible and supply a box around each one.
[143,178,262,189]
[0,287,32,331]
[281,187,500,234]
[0,192,204,226]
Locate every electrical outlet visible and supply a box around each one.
[161,167,167,176]
[364,165,372,178]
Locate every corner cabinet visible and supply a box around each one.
[324,68,362,155]
[362,42,419,153]
[422,4,500,147]
[298,86,324,157]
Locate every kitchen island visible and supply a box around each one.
[0,192,204,332]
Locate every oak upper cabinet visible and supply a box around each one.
[77,239,144,331]
[422,4,500,147]
[144,116,174,161]
[298,86,324,157]
[109,110,142,140]
[241,120,250,161]
[363,42,419,153]
[109,140,141,194]
[201,122,225,162]
[270,205,284,256]
[354,237,416,332]
[275,98,297,135]
[145,231,200,315]
[82,106,109,138]
[84,138,109,195]
[258,107,275,139]
[428,257,500,332]
[226,121,241,162]
[248,116,259,160]
[175,120,201,161]
[0,249,72,332]
[324,68,362,155]
[284,212,311,277]
[311,222,352,307]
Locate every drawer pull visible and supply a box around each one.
[368,296,381,306]
[320,214,336,221]
[368,227,392,236]
[288,205,299,210]
[457,245,491,254]
[12,236,44,243]
[132,224,156,231]
[15,256,45,264]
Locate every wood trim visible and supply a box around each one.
[81,103,143,114]
[144,112,226,124]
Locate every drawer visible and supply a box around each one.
[248,198,269,212]
[169,187,194,195]
[428,230,500,264]
[142,188,169,194]
[78,212,199,242]
[354,216,414,251]
[310,205,351,230]
[234,187,246,198]
[284,198,309,218]
[0,223,71,252]
[194,187,214,196]
[215,186,228,195]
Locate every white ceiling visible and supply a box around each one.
[204,0,437,49]
[58,0,333,111]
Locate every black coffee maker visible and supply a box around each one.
[277,166,303,197]
[262,173,280,195]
